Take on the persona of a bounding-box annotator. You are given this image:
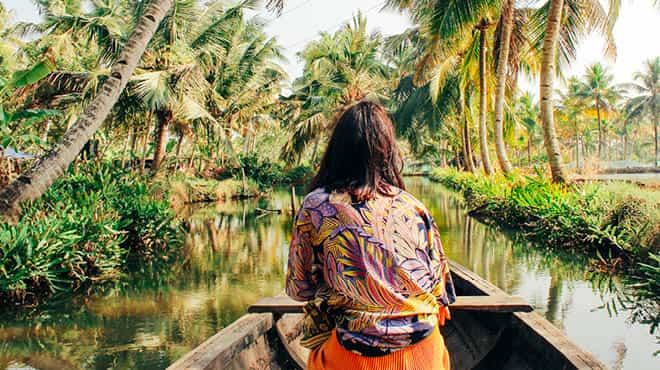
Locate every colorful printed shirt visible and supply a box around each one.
[286,187,456,356]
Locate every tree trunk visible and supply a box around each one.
[539,0,568,183]
[527,137,532,166]
[0,0,173,220]
[493,0,515,174]
[440,141,448,167]
[463,118,476,173]
[653,97,658,167]
[459,91,476,173]
[141,129,150,173]
[41,120,51,144]
[129,126,138,168]
[188,135,196,169]
[478,21,494,175]
[153,109,172,172]
[575,132,580,172]
[596,98,603,159]
[244,120,252,154]
[175,133,185,170]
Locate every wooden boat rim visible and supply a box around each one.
[167,261,607,370]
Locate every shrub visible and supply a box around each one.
[0,163,181,305]
[214,154,313,189]
[430,167,658,258]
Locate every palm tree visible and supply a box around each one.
[387,0,538,174]
[476,18,494,175]
[625,57,659,166]
[0,0,173,220]
[535,0,620,182]
[282,13,390,160]
[514,92,541,166]
[574,63,624,159]
[493,0,515,174]
[13,0,127,65]
[131,0,270,172]
[206,19,287,158]
[538,0,568,183]
[557,78,587,171]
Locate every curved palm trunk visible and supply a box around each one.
[0,0,174,220]
[540,0,568,183]
[478,21,494,175]
[153,109,172,172]
[493,0,515,174]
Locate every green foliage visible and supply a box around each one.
[219,154,312,189]
[634,253,660,301]
[430,167,658,256]
[162,173,260,206]
[0,163,181,306]
[431,167,660,301]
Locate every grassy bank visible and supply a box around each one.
[429,167,659,299]
[162,174,262,209]
[162,154,313,208]
[0,164,182,307]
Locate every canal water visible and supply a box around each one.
[0,178,657,369]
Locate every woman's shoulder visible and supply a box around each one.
[392,189,432,214]
[300,187,330,210]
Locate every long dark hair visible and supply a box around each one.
[310,101,405,201]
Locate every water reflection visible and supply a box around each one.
[407,178,657,370]
[0,193,293,370]
[0,179,656,369]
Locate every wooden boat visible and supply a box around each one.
[168,262,606,370]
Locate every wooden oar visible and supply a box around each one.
[248,295,533,314]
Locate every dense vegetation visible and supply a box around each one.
[0,163,181,306]
[0,0,658,305]
[429,167,659,298]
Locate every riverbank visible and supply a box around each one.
[429,168,660,300]
[1,178,656,369]
[160,154,312,209]
[0,156,312,308]
[0,164,183,307]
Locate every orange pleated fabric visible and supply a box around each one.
[307,327,450,370]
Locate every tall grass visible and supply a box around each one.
[0,163,182,306]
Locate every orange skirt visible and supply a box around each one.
[307,328,450,370]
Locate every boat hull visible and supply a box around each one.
[168,262,606,370]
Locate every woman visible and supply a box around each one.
[286,101,455,370]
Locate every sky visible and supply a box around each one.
[3,0,660,92]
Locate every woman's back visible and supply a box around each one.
[287,186,455,356]
[286,101,454,369]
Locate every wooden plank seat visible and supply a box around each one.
[248,295,534,315]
